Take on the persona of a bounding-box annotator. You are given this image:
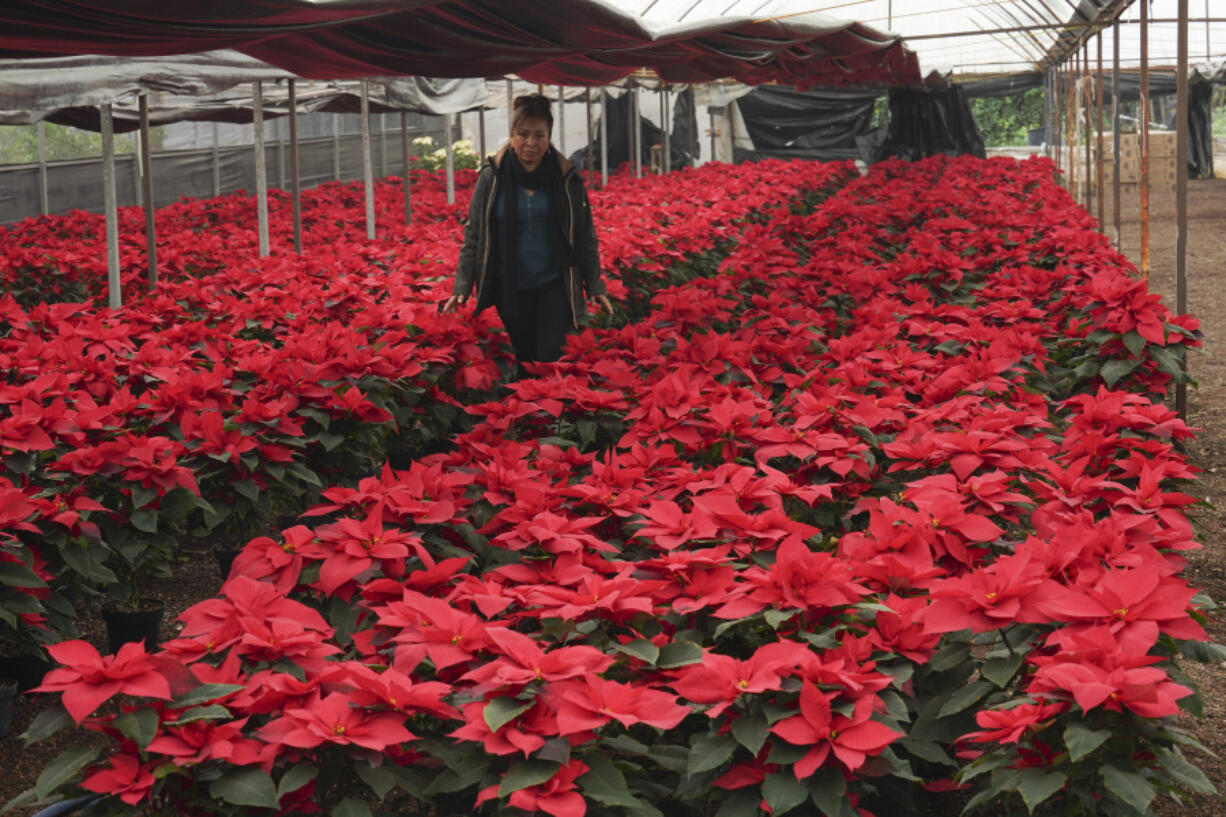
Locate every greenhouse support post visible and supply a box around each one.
[1176,0,1189,419]
[211,122,221,198]
[1066,63,1075,201]
[1053,65,1061,170]
[253,81,270,258]
[1095,32,1104,232]
[444,113,455,206]
[586,88,594,187]
[381,113,388,178]
[288,78,302,254]
[277,114,286,191]
[361,80,375,241]
[1140,0,1150,278]
[1112,18,1121,249]
[661,84,670,174]
[479,106,486,159]
[600,88,608,187]
[401,111,412,225]
[558,85,565,155]
[634,87,642,179]
[332,114,341,182]
[132,131,142,208]
[1082,42,1091,209]
[627,87,635,178]
[507,80,513,130]
[101,103,121,309]
[139,93,157,286]
[36,120,48,214]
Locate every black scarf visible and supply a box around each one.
[494,148,575,317]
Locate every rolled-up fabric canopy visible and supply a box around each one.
[0,0,920,88]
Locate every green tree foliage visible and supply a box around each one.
[970,86,1044,147]
[0,122,165,165]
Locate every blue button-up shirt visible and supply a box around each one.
[495,184,561,290]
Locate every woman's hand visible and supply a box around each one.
[441,294,467,313]
[591,294,614,314]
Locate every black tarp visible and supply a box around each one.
[871,84,986,163]
[731,85,879,163]
[669,86,700,168]
[568,92,662,174]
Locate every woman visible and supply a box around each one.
[442,94,612,371]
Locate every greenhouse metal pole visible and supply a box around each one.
[253,81,270,258]
[101,103,121,309]
[277,114,286,191]
[332,114,341,181]
[138,93,157,286]
[444,113,456,205]
[288,78,302,254]
[1082,43,1092,209]
[360,80,376,241]
[710,106,717,164]
[1140,0,1150,278]
[1176,0,1189,418]
[586,88,594,187]
[381,113,388,178]
[1053,66,1061,170]
[1096,33,1104,232]
[634,87,642,179]
[132,131,142,208]
[507,80,513,129]
[211,122,221,197]
[1067,62,1076,200]
[401,111,412,225]
[661,84,670,174]
[626,87,634,177]
[36,121,48,214]
[600,88,608,187]
[479,106,487,159]
[1113,18,1122,249]
[558,85,565,155]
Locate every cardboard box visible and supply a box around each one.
[1147,131,1178,157]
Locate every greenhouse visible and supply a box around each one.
[0,2,1224,816]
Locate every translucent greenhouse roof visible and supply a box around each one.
[634,0,1226,76]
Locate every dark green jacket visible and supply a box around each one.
[453,144,605,327]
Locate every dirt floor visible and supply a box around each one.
[1,172,1225,817]
[1115,178,1226,817]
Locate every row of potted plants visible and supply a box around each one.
[14,154,1214,817]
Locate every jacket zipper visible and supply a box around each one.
[563,170,579,329]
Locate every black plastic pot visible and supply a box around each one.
[100,598,165,654]
[0,677,16,738]
[212,546,242,582]
[0,654,52,693]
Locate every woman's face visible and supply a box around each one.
[511,115,550,171]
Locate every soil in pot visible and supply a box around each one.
[100,598,165,654]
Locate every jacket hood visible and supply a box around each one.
[489,142,575,177]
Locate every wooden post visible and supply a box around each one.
[585,88,594,187]
[1175,0,1189,418]
[360,80,375,240]
[332,113,341,181]
[101,103,121,309]
[36,121,49,214]
[1112,18,1122,249]
[138,93,157,286]
[558,85,565,155]
[1140,0,1150,278]
[1096,32,1104,232]
[288,78,302,254]
[444,113,455,205]
[1083,43,1092,209]
[401,111,412,225]
[600,88,608,187]
[253,81,270,258]
[211,122,221,197]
